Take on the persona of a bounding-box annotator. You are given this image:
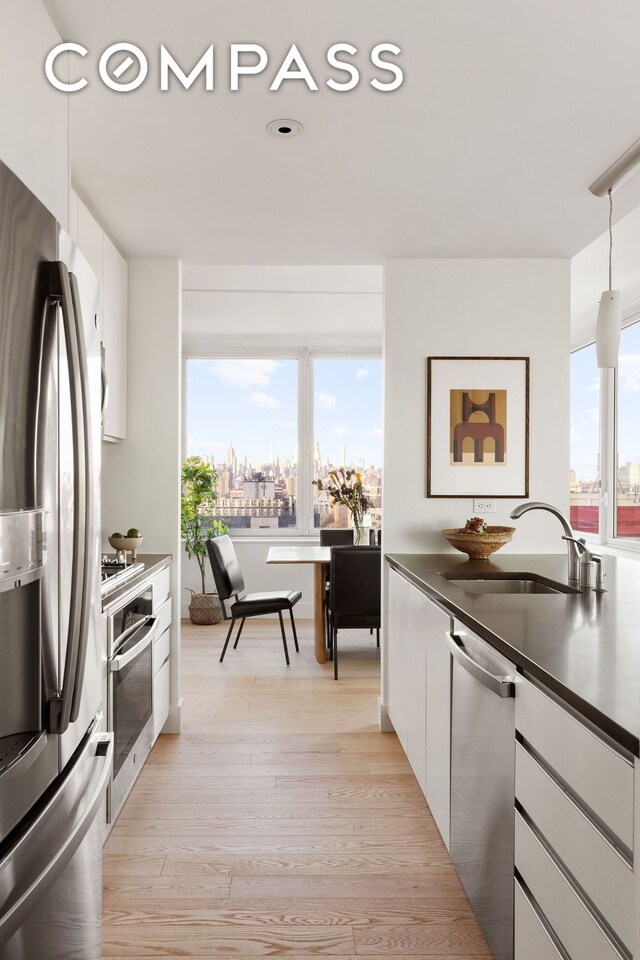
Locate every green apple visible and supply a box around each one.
[111,531,124,538]
[127,527,141,538]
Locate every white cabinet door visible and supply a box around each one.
[425,605,452,848]
[153,658,170,741]
[387,568,410,754]
[405,586,428,795]
[103,235,128,439]
[76,198,104,292]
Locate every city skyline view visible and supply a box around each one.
[186,357,383,529]
[187,357,383,470]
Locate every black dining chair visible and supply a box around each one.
[205,535,302,665]
[319,529,354,646]
[327,545,381,680]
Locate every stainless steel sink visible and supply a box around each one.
[442,575,576,595]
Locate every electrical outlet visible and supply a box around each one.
[473,499,496,514]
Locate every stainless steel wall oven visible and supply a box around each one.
[107,582,156,822]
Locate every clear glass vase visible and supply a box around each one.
[352,508,364,545]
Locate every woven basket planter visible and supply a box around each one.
[187,591,223,625]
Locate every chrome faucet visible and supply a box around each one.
[509,501,582,585]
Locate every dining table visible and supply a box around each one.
[266,546,331,663]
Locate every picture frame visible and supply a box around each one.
[427,356,530,498]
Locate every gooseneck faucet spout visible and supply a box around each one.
[509,501,581,585]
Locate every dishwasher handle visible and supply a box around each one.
[447,632,515,698]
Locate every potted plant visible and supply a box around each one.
[181,456,229,624]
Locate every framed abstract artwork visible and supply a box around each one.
[427,356,530,498]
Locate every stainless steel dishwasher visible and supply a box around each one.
[448,625,516,960]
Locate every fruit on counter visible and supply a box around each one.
[459,517,487,535]
[111,531,124,538]
[126,527,141,538]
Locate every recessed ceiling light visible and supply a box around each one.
[267,119,303,138]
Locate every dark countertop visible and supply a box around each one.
[101,553,172,614]
[386,552,640,757]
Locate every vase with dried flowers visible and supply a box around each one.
[313,468,374,545]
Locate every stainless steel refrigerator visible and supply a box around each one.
[0,161,112,958]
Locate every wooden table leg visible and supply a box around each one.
[313,563,327,664]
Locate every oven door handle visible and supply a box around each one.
[109,618,156,672]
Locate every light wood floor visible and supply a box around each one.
[103,618,491,958]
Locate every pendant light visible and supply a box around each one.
[595,188,621,369]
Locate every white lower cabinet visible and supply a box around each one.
[405,588,428,795]
[387,567,452,843]
[424,602,451,848]
[387,568,410,753]
[153,659,170,742]
[514,880,564,960]
[152,596,172,741]
[515,676,636,960]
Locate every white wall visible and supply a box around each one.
[103,259,183,730]
[381,258,570,717]
[183,264,383,354]
[0,0,68,227]
[383,259,570,555]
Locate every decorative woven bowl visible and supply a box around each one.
[442,526,515,560]
[108,535,143,560]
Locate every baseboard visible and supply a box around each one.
[161,698,183,735]
[181,602,315,621]
[378,697,394,733]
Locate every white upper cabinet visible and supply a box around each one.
[71,191,128,441]
[76,199,104,296]
[102,235,128,440]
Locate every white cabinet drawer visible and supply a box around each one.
[515,743,634,949]
[150,566,171,612]
[153,623,171,678]
[153,659,170,741]
[516,677,633,848]
[514,880,564,960]
[154,596,172,642]
[515,812,623,960]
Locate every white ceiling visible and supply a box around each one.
[43,0,640,264]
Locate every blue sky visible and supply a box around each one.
[187,358,382,468]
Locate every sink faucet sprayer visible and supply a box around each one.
[509,501,606,591]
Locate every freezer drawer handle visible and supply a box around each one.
[0,733,113,947]
[110,618,156,672]
[447,632,515,698]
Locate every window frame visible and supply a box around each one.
[183,346,382,538]
[571,314,640,553]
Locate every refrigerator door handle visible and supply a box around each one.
[46,262,88,735]
[68,271,93,724]
[100,341,109,417]
[0,732,113,947]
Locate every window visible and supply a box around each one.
[570,317,640,547]
[570,344,600,535]
[616,322,640,539]
[185,353,382,535]
[186,359,298,531]
[312,358,382,529]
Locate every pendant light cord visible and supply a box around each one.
[608,188,613,290]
